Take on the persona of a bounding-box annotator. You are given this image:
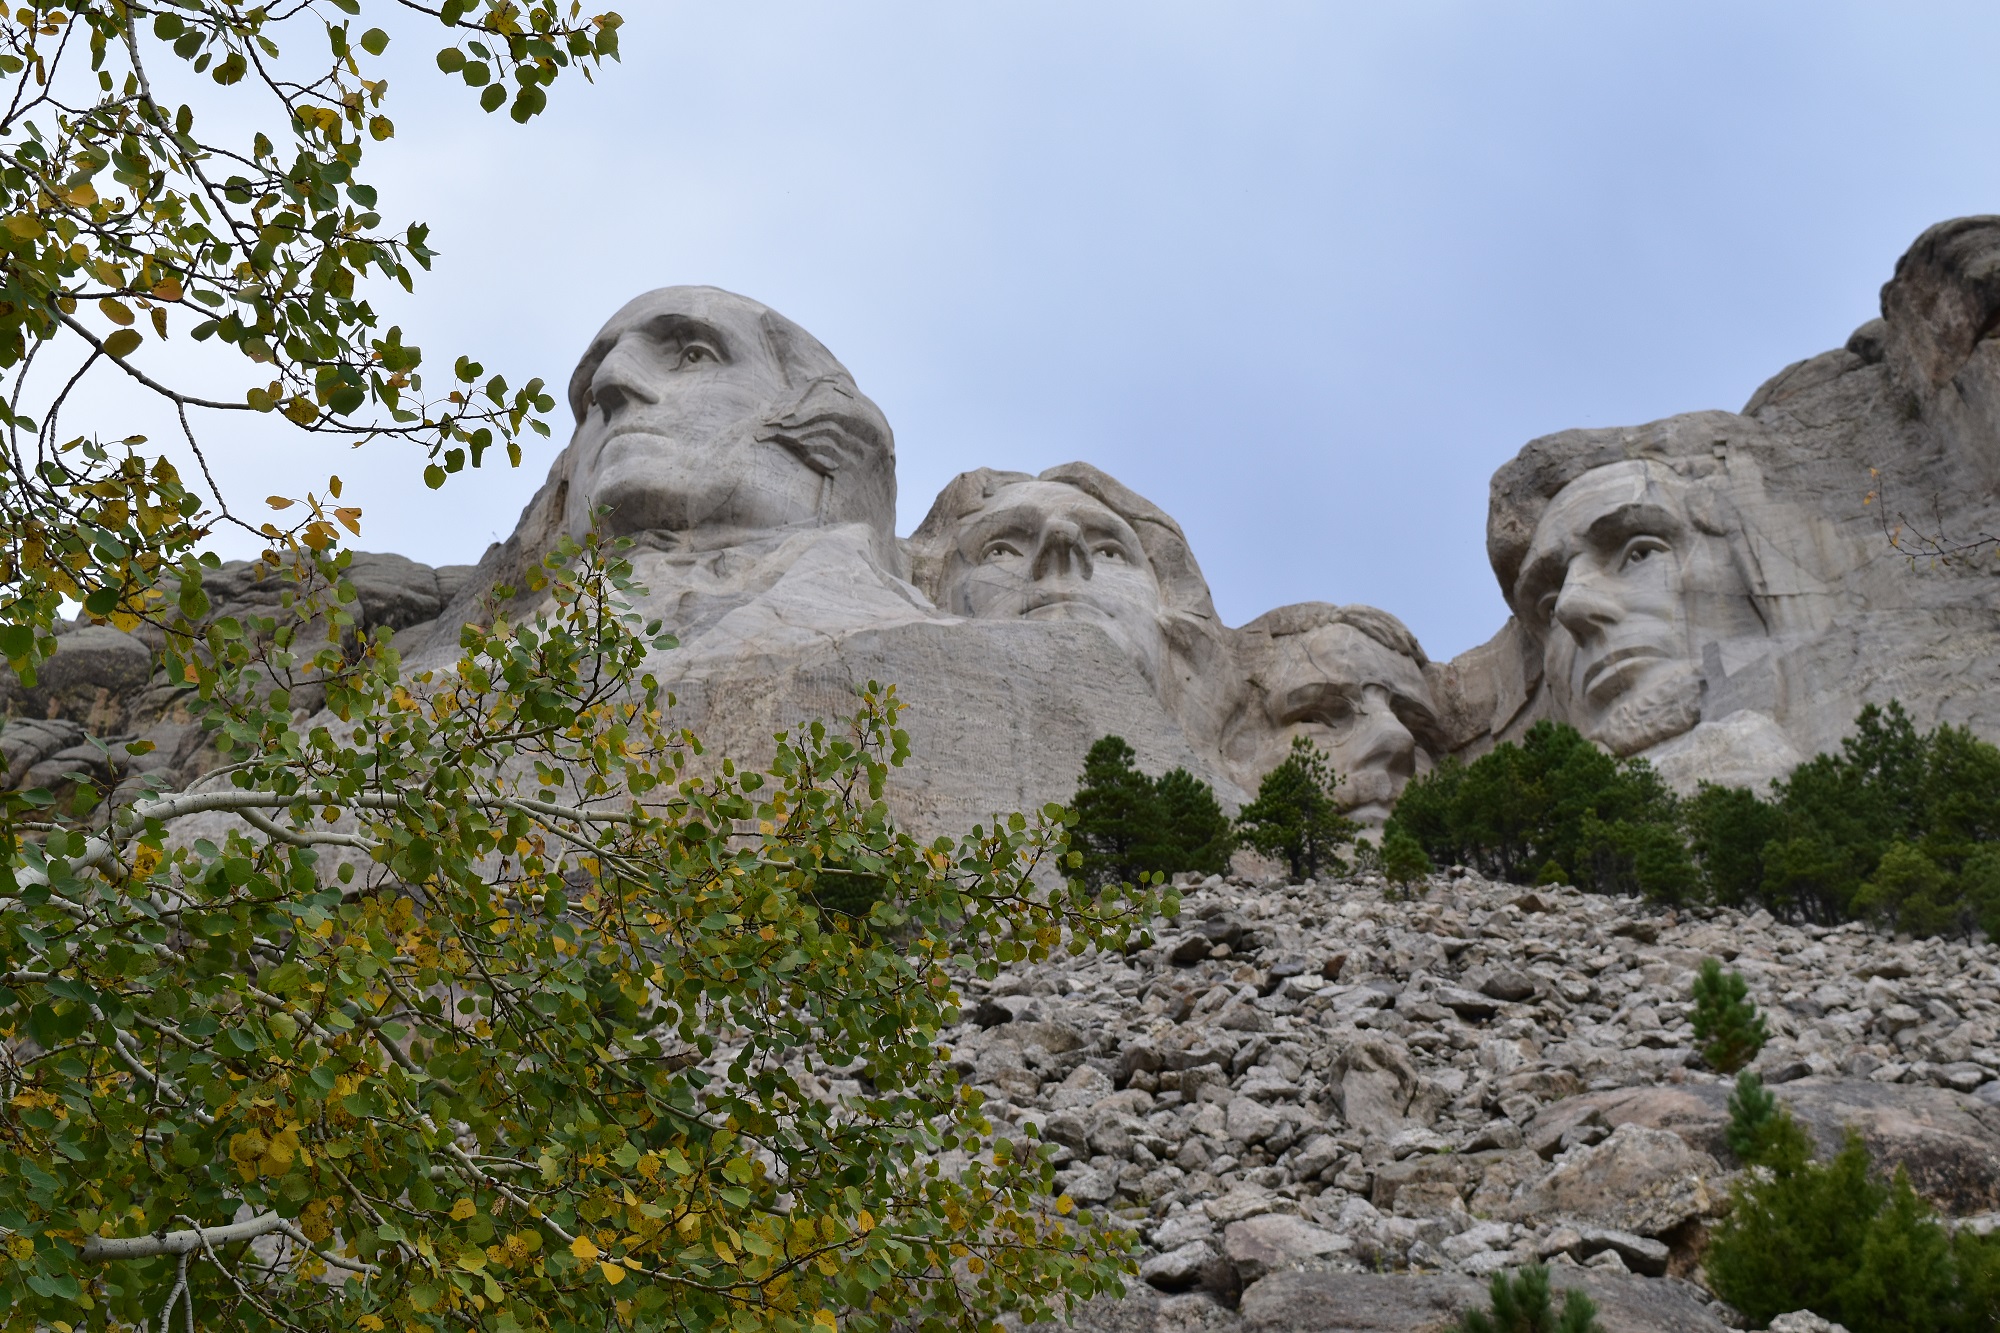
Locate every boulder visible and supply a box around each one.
[1233,1269,1732,1333]
[1221,1214,1349,1284]
[1332,1038,1431,1135]
[1537,1078,2000,1213]
[1510,1123,1722,1238]
[1768,1315,1851,1333]
[1140,1240,1224,1293]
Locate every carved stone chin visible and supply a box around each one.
[1584,658,1704,757]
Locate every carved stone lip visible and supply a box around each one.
[1579,645,1670,702]
[594,425,680,449]
[1020,592,1110,620]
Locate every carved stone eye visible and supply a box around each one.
[676,343,717,368]
[1621,537,1669,570]
[1092,543,1126,563]
[982,541,1023,563]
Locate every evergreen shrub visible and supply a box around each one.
[1384,720,1690,901]
[1381,824,1433,896]
[1384,702,2000,937]
[1452,1264,1603,1333]
[1706,1130,2000,1333]
[1068,735,1234,889]
[1691,958,1768,1074]
[1236,735,1357,880]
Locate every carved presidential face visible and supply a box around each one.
[1514,460,1764,755]
[561,288,889,545]
[937,480,1169,681]
[1249,623,1435,827]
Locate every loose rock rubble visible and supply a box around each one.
[963,870,2000,1332]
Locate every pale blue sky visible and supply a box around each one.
[155,3,2000,659]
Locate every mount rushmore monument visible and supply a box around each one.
[9,218,2000,835]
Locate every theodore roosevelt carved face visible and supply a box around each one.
[1227,605,1437,827]
[1513,459,1767,755]
[560,286,894,551]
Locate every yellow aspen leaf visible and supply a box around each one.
[98,297,135,326]
[570,1235,599,1263]
[1055,1195,1075,1216]
[599,1261,626,1284]
[267,495,295,510]
[103,329,142,359]
[813,1311,837,1331]
[451,1197,477,1221]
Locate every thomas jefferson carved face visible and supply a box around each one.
[1236,620,1435,827]
[935,479,1169,682]
[1514,460,1764,755]
[561,287,892,547]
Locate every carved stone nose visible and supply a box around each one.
[1352,691,1416,774]
[1032,520,1092,581]
[591,334,662,420]
[1553,568,1621,637]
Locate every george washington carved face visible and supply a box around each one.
[560,286,894,551]
[1514,460,1767,755]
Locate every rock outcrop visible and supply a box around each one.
[1443,216,2000,792]
[13,219,2000,826]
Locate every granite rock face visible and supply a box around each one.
[1443,216,2000,791]
[16,219,2000,826]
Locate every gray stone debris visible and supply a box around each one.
[977,869,2000,1331]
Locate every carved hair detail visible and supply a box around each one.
[755,375,894,480]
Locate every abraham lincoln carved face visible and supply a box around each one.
[1513,460,1767,754]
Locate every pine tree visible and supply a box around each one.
[1381,824,1433,897]
[1692,957,1769,1074]
[1454,1265,1604,1333]
[1147,767,1237,877]
[1069,736,1165,889]
[1726,1071,1813,1168]
[1236,736,1357,880]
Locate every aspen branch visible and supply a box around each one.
[81,1211,289,1260]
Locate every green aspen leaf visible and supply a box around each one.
[360,28,390,56]
[436,47,466,73]
[424,464,447,489]
[103,329,142,358]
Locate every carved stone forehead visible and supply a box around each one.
[590,285,771,348]
[568,285,849,422]
[1268,622,1430,701]
[1521,461,1691,569]
[1486,408,1763,612]
[959,480,1141,538]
